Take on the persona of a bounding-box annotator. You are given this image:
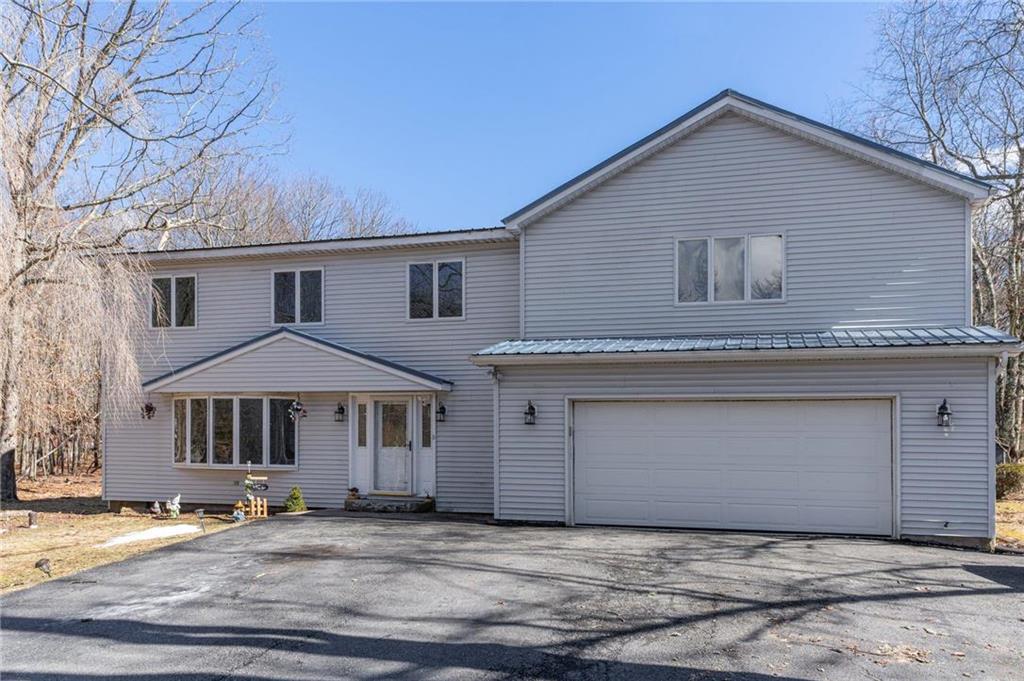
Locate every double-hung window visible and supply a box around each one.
[676,234,784,304]
[273,268,323,324]
[408,260,464,319]
[173,396,297,467]
[151,275,197,328]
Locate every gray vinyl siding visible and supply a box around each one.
[495,358,994,539]
[106,241,519,511]
[152,337,440,393]
[522,112,970,337]
[104,393,348,507]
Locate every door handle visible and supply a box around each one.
[407,441,412,451]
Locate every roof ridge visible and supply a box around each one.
[503,89,990,225]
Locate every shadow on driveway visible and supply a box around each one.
[0,616,813,681]
[961,563,1024,590]
[2,515,1023,680]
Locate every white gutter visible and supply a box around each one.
[135,228,518,263]
[470,342,1022,367]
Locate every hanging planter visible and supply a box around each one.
[288,398,307,422]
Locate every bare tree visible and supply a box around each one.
[0,1,273,473]
[855,0,1024,460]
[167,168,414,248]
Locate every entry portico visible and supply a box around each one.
[143,327,451,501]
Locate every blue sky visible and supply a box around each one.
[258,2,881,229]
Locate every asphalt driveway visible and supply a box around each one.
[1,513,1022,681]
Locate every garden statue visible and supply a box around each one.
[166,494,181,519]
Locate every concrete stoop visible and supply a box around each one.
[343,496,435,513]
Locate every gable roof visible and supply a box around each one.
[503,89,992,228]
[143,327,453,392]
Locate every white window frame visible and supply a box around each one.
[270,267,325,326]
[405,258,466,321]
[172,394,299,470]
[417,394,435,450]
[674,233,786,306]
[149,274,198,329]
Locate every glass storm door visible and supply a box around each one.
[374,400,412,493]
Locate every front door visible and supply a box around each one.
[374,400,412,493]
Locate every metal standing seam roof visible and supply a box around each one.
[474,326,1020,357]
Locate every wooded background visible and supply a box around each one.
[1,0,1021,489]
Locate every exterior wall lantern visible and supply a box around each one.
[524,401,537,425]
[436,404,447,422]
[141,401,156,420]
[333,403,346,423]
[288,399,307,422]
[936,399,953,427]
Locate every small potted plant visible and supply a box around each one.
[281,486,308,514]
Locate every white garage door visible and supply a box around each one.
[573,399,893,535]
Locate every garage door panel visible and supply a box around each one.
[731,403,805,429]
[573,399,893,535]
[652,500,723,524]
[801,471,890,497]
[726,469,799,494]
[806,505,890,533]
[725,502,803,527]
[725,436,802,464]
[804,436,886,463]
[651,468,723,491]
[579,465,650,488]
[648,403,721,427]
[578,498,651,523]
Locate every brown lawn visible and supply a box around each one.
[996,492,1024,552]
[0,472,241,594]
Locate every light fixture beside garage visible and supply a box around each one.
[333,403,346,422]
[436,403,447,422]
[140,401,156,420]
[936,399,953,427]
[524,401,537,425]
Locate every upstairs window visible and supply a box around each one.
[676,234,784,304]
[273,269,323,324]
[408,260,464,319]
[151,275,196,328]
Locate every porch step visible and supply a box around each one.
[344,496,435,513]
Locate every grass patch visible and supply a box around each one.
[1,473,240,594]
[996,496,1024,551]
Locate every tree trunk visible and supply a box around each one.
[1,449,17,502]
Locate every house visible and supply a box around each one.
[105,90,1020,549]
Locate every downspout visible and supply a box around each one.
[490,367,502,519]
[517,226,526,338]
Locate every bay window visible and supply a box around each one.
[268,398,296,466]
[676,234,784,304]
[189,398,207,463]
[238,398,264,466]
[173,400,187,463]
[172,396,298,467]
